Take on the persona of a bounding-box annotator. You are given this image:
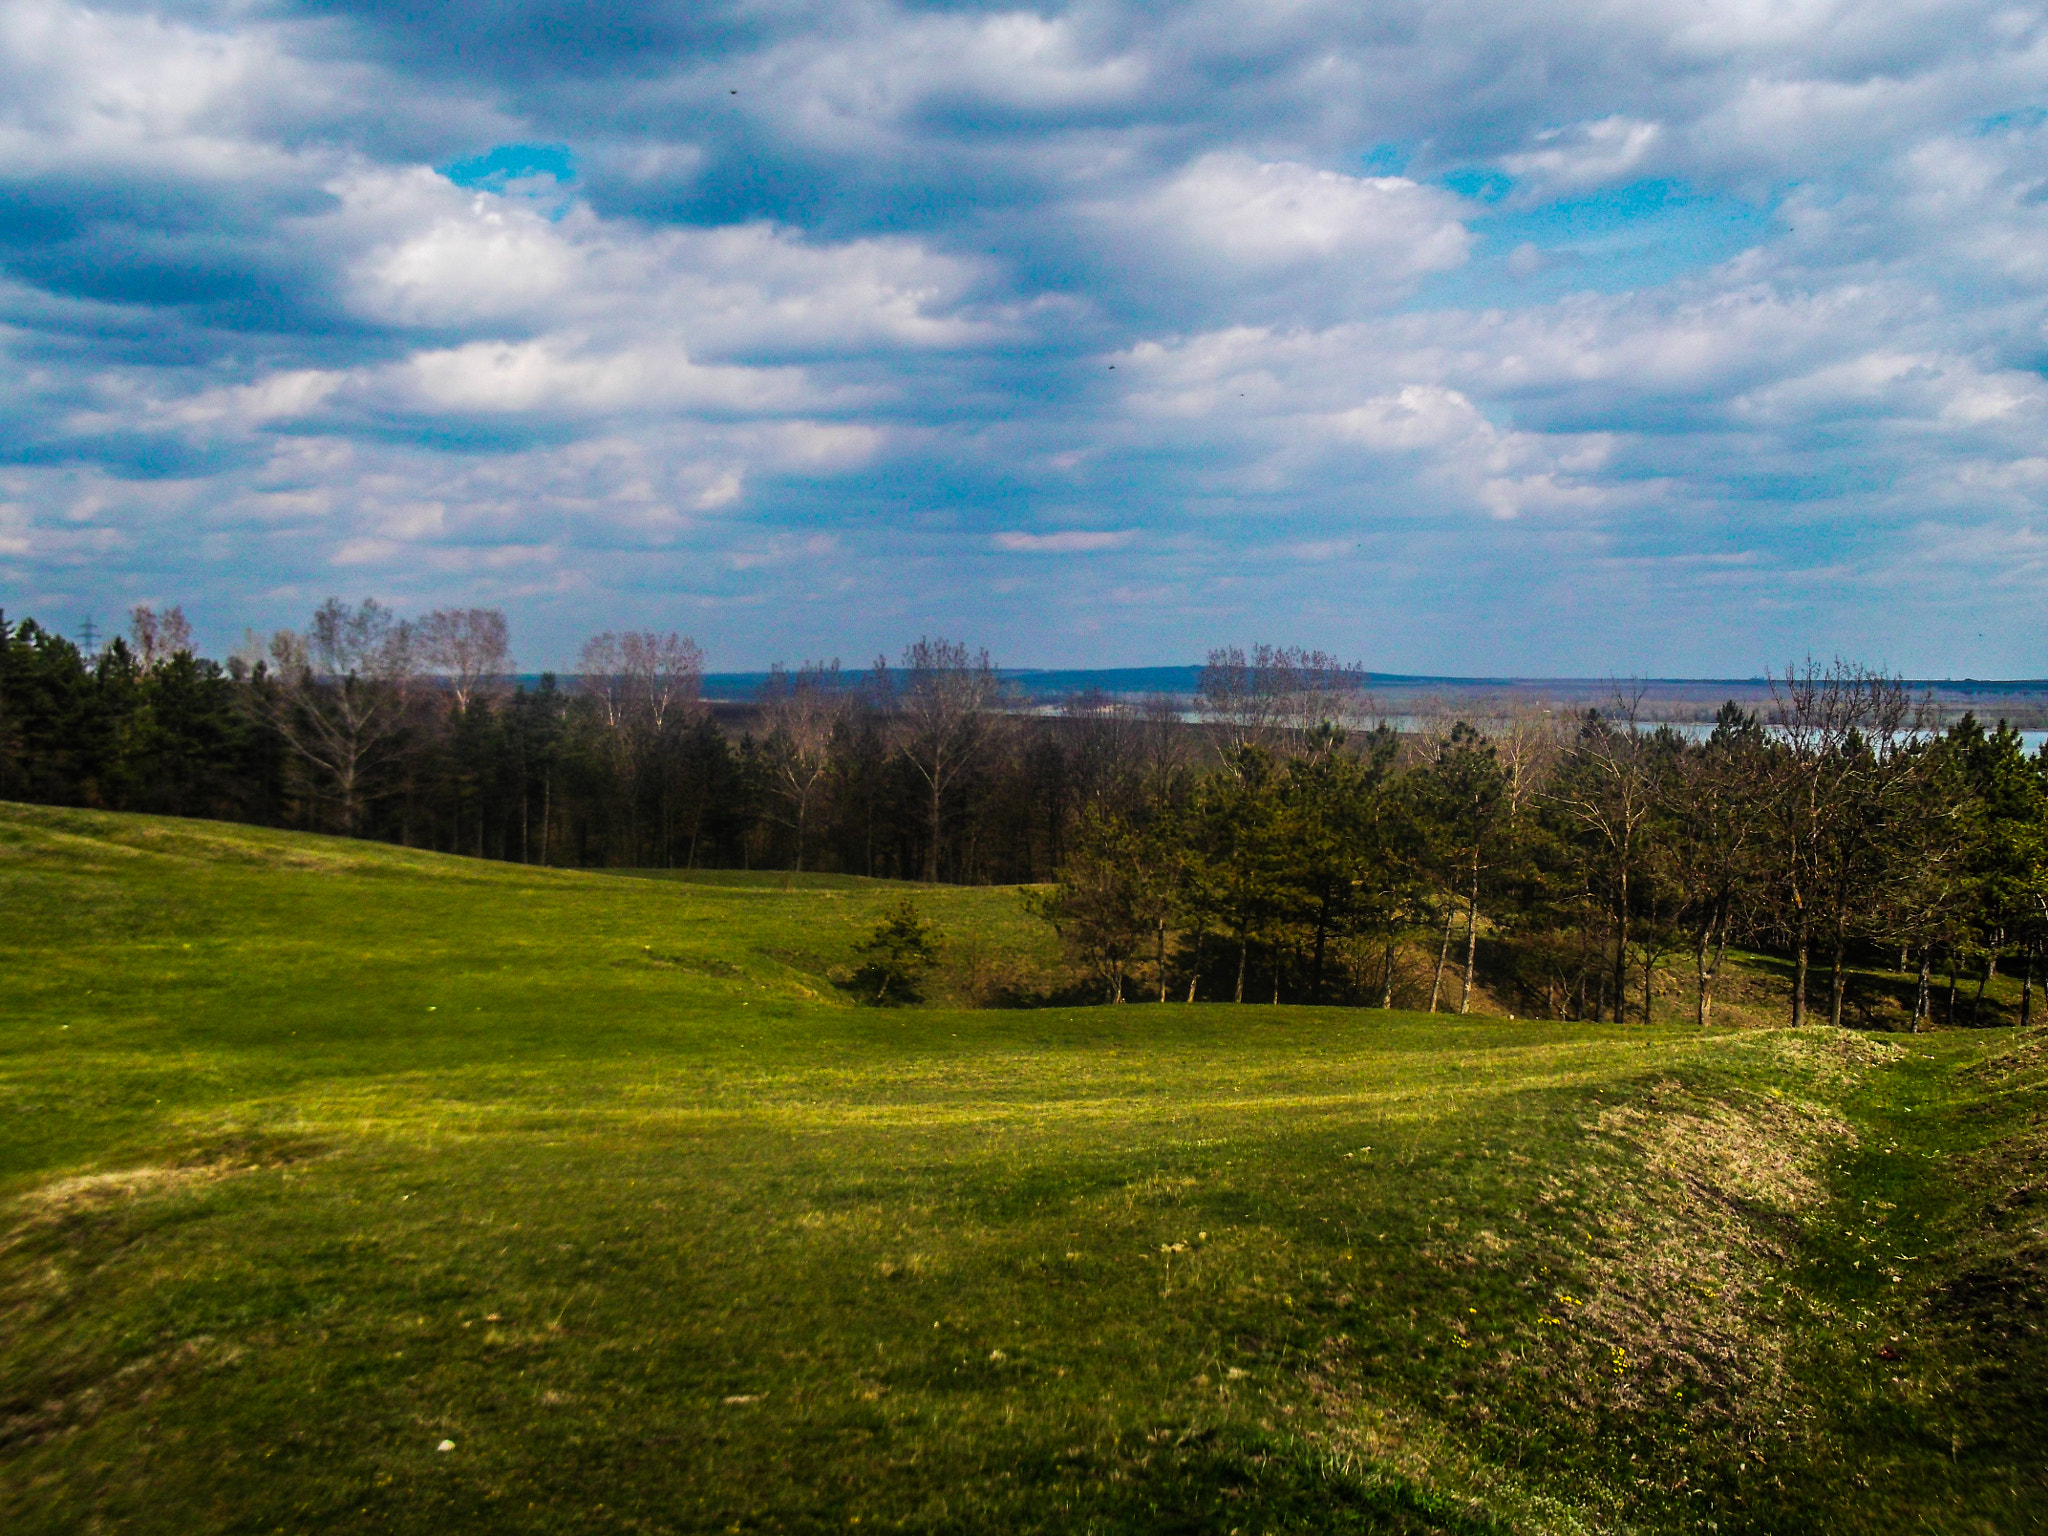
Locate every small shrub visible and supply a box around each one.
[849,900,939,1005]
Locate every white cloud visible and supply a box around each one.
[380,338,825,418]
[1502,116,1663,194]
[1325,386,1614,520]
[337,170,999,356]
[695,471,744,510]
[9,0,2048,670]
[993,529,1134,552]
[759,6,1148,157]
[1143,155,1469,273]
[1083,154,1470,319]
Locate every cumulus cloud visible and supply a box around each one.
[993,529,1134,551]
[1087,153,1471,320]
[2,0,2047,673]
[1501,117,1664,194]
[334,168,999,355]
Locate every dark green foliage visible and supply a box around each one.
[1026,687,2048,1026]
[1029,802,1185,1002]
[850,898,941,1003]
[0,614,270,819]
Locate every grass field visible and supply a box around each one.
[3,803,2045,1534]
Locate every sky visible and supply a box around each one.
[2,0,2047,676]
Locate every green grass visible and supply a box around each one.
[3,802,2045,1533]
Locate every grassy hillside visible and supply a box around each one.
[2,803,2044,1534]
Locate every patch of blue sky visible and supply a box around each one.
[1414,178,1778,311]
[438,144,579,217]
[1973,106,2048,134]
[1439,167,1512,203]
[1360,142,1412,177]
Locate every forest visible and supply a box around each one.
[3,598,2044,1029]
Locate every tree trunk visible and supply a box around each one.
[1642,947,1653,1027]
[2023,943,2036,1028]
[1312,899,1329,1004]
[539,771,551,868]
[926,779,942,883]
[1913,948,1931,1031]
[1459,857,1480,1015]
[1611,887,1631,1024]
[1695,913,1714,1028]
[1975,933,2002,1024]
[1186,929,1203,1003]
[1828,912,1847,1029]
[1235,932,1247,1005]
[1709,909,1731,1022]
[1945,957,1957,1026]
[1156,918,1168,1004]
[1382,940,1396,1009]
[1429,904,1455,1014]
[1791,905,1810,1028]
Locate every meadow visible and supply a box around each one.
[2,802,2044,1533]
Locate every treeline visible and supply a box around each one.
[0,601,1201,880]
[4,600,2044,1028]
[1041,673,2048,1029]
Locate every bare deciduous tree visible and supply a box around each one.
[761,660,847,872]
[574,630,707,865]
[1197,645,1368,760]
[1660,703,1767,1026]
[418,608,511,711]
[1767,658,1916,1027]
[127,605,194,672]
[578,630,705,742]
[1137,692,1193,809]
[625,631,705,734]
[578,632,631,736]
[895,637,1000,882]
[1548,688,1661,1023]
[264,598,418,832]
[1061,688,1153,813]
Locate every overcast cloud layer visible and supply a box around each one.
[4,0,2047,674]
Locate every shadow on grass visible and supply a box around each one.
[595,867,924,891]
[997,1430,1508,1535]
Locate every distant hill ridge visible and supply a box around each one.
[495,668,2048,708]
[691,668,2048,704]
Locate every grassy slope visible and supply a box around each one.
[2,803,2044,1534]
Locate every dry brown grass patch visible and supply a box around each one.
[1564,1088,1851,1417]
